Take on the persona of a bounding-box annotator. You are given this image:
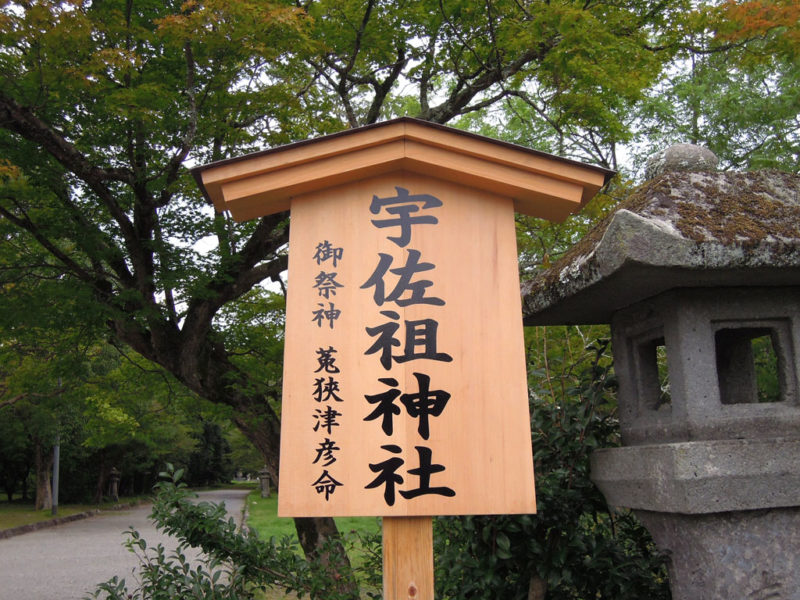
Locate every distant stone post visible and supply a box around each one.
[108,467,120,503]
[523,147,800,599]
[258,467,271,499]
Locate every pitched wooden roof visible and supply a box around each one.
[192,117,613,222]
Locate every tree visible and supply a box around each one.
[622,0,800,175]
[0,0,336,559]
[185,421,234,487]
[0,412,30,501]
[0,270,94,509]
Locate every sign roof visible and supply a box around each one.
[192,117,613,222]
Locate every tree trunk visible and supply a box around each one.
[529,575,547,600]
[20,463,29,501]
[34,439,53,511]
[4,484,14,503]
[295,516,359,598]
[231,407,359,599]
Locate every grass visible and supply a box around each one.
[0,495,150,531]
[245,491,382,599]
[0,482,256,532]
[246,490,382,549]
[0,485,159,532]
[0,502,94,530]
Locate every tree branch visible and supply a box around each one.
[154,40,199,207]
[365,45,407,124]
[0,91,150,285]
[422,45,548,123]
[181,212,289,350]
[0,198,96,285]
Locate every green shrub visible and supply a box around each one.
[433,339,670,599]
[88,340,669,600]
[87,466,356,600]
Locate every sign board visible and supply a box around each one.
[192,118,612,519]
[279,172,535,516]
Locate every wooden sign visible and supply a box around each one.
[278,171,535,516]
[192,118,612,520]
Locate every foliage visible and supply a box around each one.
[86,339,668,600]
[88,530,257,600]
[714,0,800,59]
[0,413,29,501]
[227,427,267,479]
[245,491,383,595]
[0,323,237,505]
[433,338,669,600]
[630,41,799,174]
[622,0,800,175]
[88,465,365,600]
[185,422,234,487]
[515,181,631,276]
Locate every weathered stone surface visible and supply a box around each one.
[610,287,800,445]
[523,166,800,600]
[643,143,719,180]
[635,508,800,600]
[522,170,800,325]
[591,439,800,514]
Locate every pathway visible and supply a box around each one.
[0,488,250,600]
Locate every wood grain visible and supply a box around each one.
[383,517,434,600]
[195,119,609,222]
[278,172,536,517]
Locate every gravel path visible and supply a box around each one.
[0,489,250,600]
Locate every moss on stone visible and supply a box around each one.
[522,169,800,313]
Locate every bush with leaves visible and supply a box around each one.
[89,339,668,600]
[433,339,670,600]
[87,466,361,600]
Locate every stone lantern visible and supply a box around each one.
[258,466,272,499]
[108,467,121,503]
[522,148,800,599]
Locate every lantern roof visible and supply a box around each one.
[191,117,613,222]
[522,169,800,326]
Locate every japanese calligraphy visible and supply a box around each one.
[313,438,341,467]
[365,310,453,370]
[313,240,343,266]
[361,249,445,307]
[361,187,456,506]
[364,377,402,436]
[313,376,343,403]
[309,241,346,502]
[310,347,344,499]
[363,373,450,439]
[370,186,443,248]
[398,372,450,440]
[313,405,342,434]
[313,271,343,299]
[365,444,455,506]
[314,346,340,373]
[311,301,341,329]
[311,470,343,501]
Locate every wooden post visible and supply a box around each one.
[383,516,434,600]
